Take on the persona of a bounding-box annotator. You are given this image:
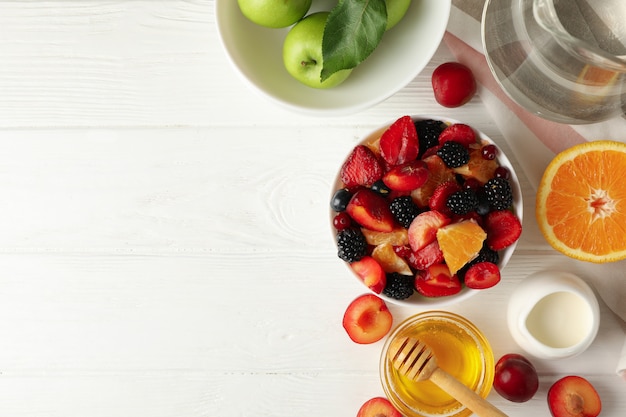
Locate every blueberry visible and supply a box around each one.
[331,188,352,212]
[476,191,491,216]
[371,179,391,196]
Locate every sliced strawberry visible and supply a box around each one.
[484,209,522,250]
[346,189,396,232]
[464,261,501,289]
[408,210,451,252]
[357,397,402,417]
[438,123,478,147]
[407,239,444,270]
[350,256,387,294]
[340,145,384,188]
[428,180,462,215]
[342,294,393,344]
[382,160,429,192]
[379,115,419,166]
[415,263,462,297]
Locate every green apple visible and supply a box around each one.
[237,0,312,29]
[282,12,353,89]
[385,0,412,30]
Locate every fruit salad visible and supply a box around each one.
[331,115,522,304]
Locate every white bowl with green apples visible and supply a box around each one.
[215,0,451,116]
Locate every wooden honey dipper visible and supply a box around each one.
[388,336,508,417]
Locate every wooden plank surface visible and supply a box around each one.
[0,1,624,416]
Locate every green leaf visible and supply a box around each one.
[321,0,387,82]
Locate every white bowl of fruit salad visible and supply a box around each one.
[330,115,523,307]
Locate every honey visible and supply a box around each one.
[380,311,494,417]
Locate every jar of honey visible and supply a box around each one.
[379,311,494,417]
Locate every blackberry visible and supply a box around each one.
[437,141,470,168]
[472,243,500,265]
[383,273,414,300]
[336,228,367,263]
[484,177,513,210]
[414,119,445,158]
[446,189,479,215]
[389,196,421,228]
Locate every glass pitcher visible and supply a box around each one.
[482,0,626,124]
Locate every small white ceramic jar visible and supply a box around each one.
[507,270,600,359]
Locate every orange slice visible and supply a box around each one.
[436,220,486,275]
[411,154,456,206]
[453,143,499,183]
[361,228,409,246]
[536,140,626,262]
[371,242,412,275]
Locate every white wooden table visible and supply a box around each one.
[0,1,624,416]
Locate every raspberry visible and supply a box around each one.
[383,272,414,300]
[437,141,470,168]
[336,229,367,263]
[389,196,421,228]
[414,119,445,158]
[446,189,479,215]
[484,177,513,210]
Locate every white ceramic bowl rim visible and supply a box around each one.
[214,0,451,116]
[332,115,524,308]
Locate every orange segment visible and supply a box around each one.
[436,220,486,275]
[371,242,412,275]
[411,154,456,206]
[536,140,626,262]
[361,227,409,246]
[453,143,498,183]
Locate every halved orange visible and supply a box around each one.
[436,220,486,275]
[536,140,626,263]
